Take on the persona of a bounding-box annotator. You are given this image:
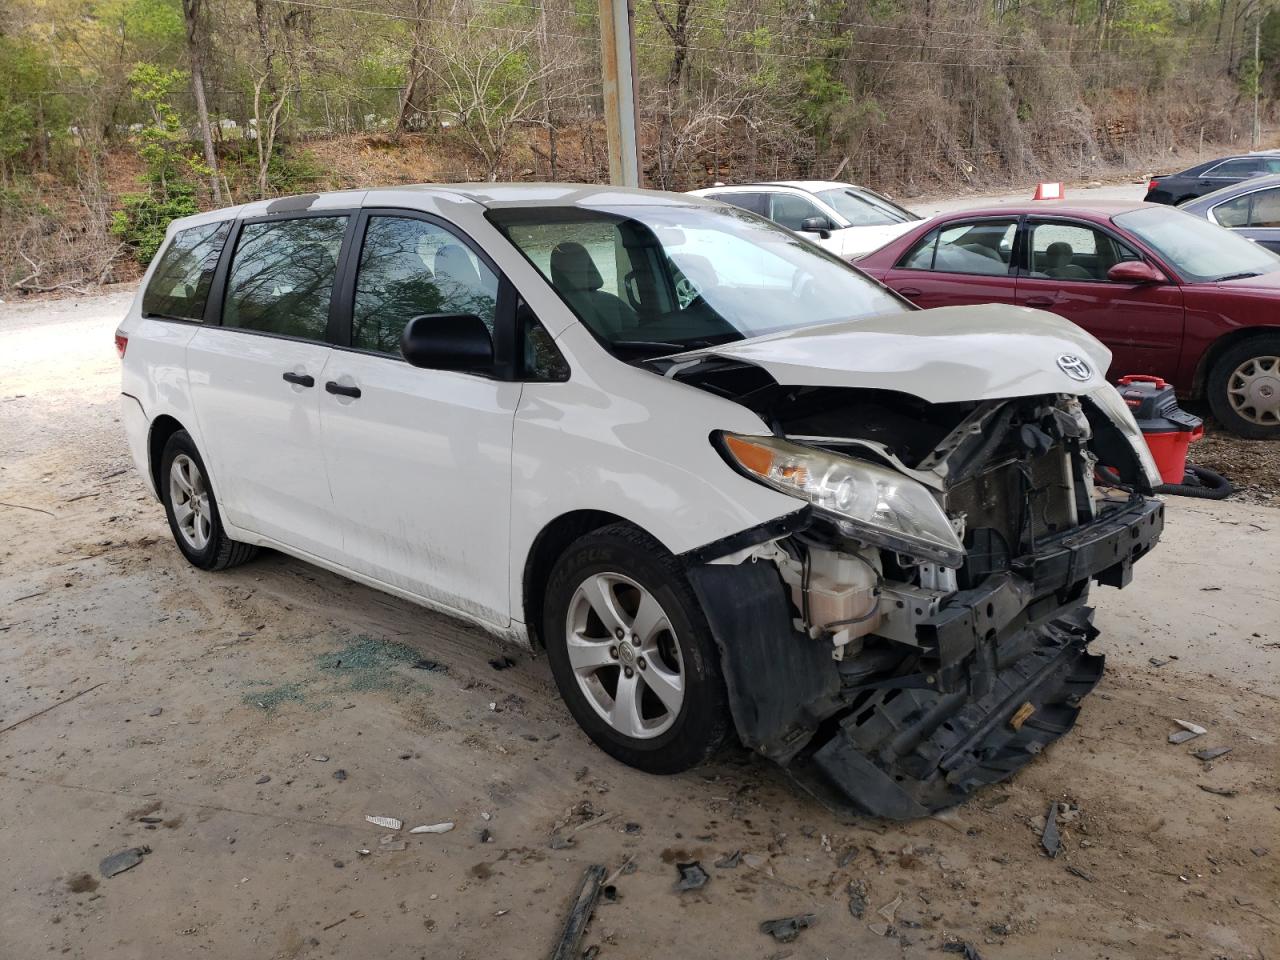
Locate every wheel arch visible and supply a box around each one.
[147,414,189,500]
[520,509,638,649]
[1192,324,1280,397]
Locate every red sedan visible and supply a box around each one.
[856,201,1280,437]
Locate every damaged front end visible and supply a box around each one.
[680,376,1164,819]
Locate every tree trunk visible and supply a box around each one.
[181,0,221,204]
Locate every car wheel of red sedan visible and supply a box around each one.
[1208,334,1280,439]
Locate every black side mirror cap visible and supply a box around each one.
[400,313,494,371]
[799,216,833,239]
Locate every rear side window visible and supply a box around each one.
[352,216,499,354]
[1206,158,1260,177]
[142,221,230,322]
[708,192,769,217]
[223,216,348,340]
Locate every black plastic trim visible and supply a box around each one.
[681,507,812,565]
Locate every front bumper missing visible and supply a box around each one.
[687,496,1164,820]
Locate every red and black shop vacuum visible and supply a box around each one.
[1113,375,1233,500]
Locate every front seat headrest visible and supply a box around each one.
[433,243,482,292]
[550,242,604,292]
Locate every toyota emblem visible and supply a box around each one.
[1056,354,1093,382]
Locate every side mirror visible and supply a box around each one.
[400,313,493,371]
[1107,261,1167,284]
[799,215,833,239]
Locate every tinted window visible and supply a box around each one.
[1027,222,1137,281]
[1263,158,1280,175]
[901,220,1016,275]
[142,222,230,321]
[770,193,825,230]
[708,192,769,217]
[223,216,347,339]
[352,216,499,354]
[1206,158,1260,177]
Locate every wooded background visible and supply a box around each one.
[1,0,1277,291]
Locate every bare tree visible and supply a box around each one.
[180,0,221,203]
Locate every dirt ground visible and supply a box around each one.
[1,290,1277,960]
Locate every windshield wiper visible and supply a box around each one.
[1213,271,1261,282]
[611,338,724,355]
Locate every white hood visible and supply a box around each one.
[835,221,921,258]
[681,304,1114,404]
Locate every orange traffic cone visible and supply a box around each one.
[1033,182,1064,200]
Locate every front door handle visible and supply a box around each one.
[325,381,362,399]
[282,371,315,387]
[897,286,924,297]
[1024,295,1056,307]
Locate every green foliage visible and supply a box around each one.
[0,36,71,177]
[110,65,204,263]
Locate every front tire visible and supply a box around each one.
[160,430,258,571]
[1207,335,1280,438]
[542,524,731,774]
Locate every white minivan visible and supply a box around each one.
[117,184,1164,819]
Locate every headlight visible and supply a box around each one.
[718,433,964,567]
[1088,385,1163,490]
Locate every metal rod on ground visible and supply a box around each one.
[598,0,640,187]
[548,864,607,960]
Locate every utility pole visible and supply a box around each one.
[1253,18,1262,151]
[598,0,641,187]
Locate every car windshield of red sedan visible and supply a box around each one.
[490,204,908,358]
[1114,206,1280,283]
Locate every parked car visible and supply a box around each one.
[117,185,1163,819]
[686,180,921,257]
[856,200,1280,438]
[1180,173,1280,253]
[1143,153,1280,206]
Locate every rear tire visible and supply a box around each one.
[1206,334,1280,439]
[159,430,259,571]
[542,523,731,774]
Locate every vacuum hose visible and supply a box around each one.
[1097,464,1234,500]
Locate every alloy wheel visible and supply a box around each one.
[565,572,685,739]
[169,453,212,551]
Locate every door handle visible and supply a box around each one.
[1024,296,1056,307]
[325,381,362,399]
[897,286,924,296]
[282,371,315,387]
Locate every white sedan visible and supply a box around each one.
[687,179,923,258]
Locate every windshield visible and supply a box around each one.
[1113,206,1280,282]
[489,203,908,358]
[816,187,918,226]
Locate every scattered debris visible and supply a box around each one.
[310,754,329,762]
[1193,746,1232,762]
[1149,657,1168,667]
[365,816,402,830]
[848,879,869,919]
[99,846,149,878]
[411,658,446,672]
[481,811,492,821]
[378,838,407,852]
[1009,701,1035,730]
[1198,784,1237,797]
[255,775,271,785]
[623,821,641,835]
[1172,719,1207,740]
[759,914,816,943]
[876,893,903,922]
[137,816,162,824]
[574,811,616,833]
[714,850,742,869]
[148,707,163,717]
[333,769,347,781]
[674,861,710,892]
[942,940,984,959]
[868,921,891,937]
[603,856,635,888]
[409,822,454,835]
[479,828,492,843]
[549,832,575,850]
[1251,847,1269,858]
[1066,865,1096,882]
[489,655,516,670]
[1040,801,1061,858]
[0,681,106,735]
[548,864,606,960]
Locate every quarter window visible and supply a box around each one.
[352,216,499,355]
[223,216,347,340]
[708,192,769,217]
[142,221,230,322]
[1215,187,1280,229]
[1212,194,1253,228]
[899,220,1016,275]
